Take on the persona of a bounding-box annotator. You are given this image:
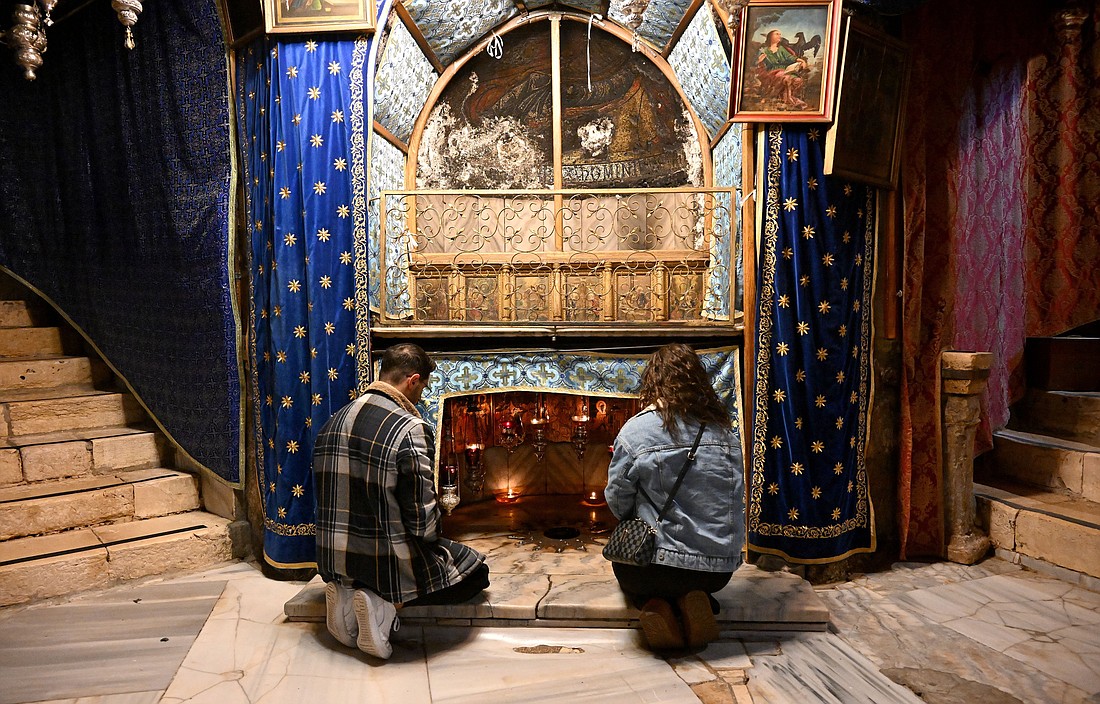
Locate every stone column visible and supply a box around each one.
[941,351,993,564]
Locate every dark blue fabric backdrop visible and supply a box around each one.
[747,125,876,563]
[0,1,242,484]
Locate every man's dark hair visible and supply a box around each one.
[379,343,435,382]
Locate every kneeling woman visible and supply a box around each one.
[605,343,745,649]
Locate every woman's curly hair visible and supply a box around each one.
[638,343,731,437]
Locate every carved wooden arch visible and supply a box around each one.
[401,10,715,190]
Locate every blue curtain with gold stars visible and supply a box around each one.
[238,36,370,568]
[747,124,876,563]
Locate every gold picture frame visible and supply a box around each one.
[732,0,844,123]
[824,18,910,189]
[263,0,376,35]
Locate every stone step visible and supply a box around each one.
[0,468,199,541]
[0,355,99,391]
[0,511,234,606]
[0,427,166,486]
[1,391,145,437]
[976,479,1100,580]
[987,429,1100,503]
[0,300,38,327]
[1009,389,1100,446]
[0,327,65,357]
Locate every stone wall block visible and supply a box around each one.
[133,474,200,519]
[0,448,22,486]
[20,441,93,482]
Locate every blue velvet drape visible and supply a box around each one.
[0,0,242,484]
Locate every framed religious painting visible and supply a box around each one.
[262,0,376,35]
[731,0,844,122]
[824,18,911,189]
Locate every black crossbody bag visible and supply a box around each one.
[602,423,706,567]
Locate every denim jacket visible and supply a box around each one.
[605,407,745,572]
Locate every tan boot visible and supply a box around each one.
[678,590,719,648]
[638,598,685,650]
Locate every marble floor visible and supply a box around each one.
[2,554,1100,703]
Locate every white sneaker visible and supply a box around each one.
[325,581,358,648]
[352,588,397,659]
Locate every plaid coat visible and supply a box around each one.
[313,383,485,603]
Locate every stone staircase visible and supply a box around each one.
[0,275,236,606]
[975,338,1100,581]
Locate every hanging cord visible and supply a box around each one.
[487,29,503,60]
[587,14,602,93]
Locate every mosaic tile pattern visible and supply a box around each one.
[366,131,406,313]
[373,17,438,143]
[711,123,743,312]
[668,3,731,139]
[623,0,693,51]
[402,0,518,66]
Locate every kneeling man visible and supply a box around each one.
[313,343,489,658]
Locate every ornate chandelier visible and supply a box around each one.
[1,0,143,80]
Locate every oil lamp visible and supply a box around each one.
[462,396,485,495]
[497,412,522,503]
[571,399,590,461]
[439,418,460,515]
[528,395,550,463]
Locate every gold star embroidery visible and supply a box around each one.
[843,184,853,196]
[778,294,791,308]
[800,275,811,287]
[263,351,271,362]
[795,416,804,429]
[791,462,805,476]
[836,417,845,430]
[822,253,835,267]
[273,305,283,317]
[818,301,831,314]
[782,247,793,259]
[346,343,356,356]
[833,462,844,475]
[293,325,307,338]
[268,437,275,448]
[808,128,820,141]
[842,231,852,243]
[783,197,798,212]
[797,321,809,335]
[768,482,780,495]
[332,109,344,123]
[284,233,297,246]
[807,177,818,190]
[334,157,347,171]
[328,60,341,75]
[787,147,799,162]
[855,253,863,266]
[337,205,350,218]
[277,506,287,518]
[288,279,301,293]
[836,371,846,384]
[795,369,806,382]
[816,347,829,361]
[299,371,310,383]
[248,90,256,100]
[853,300,861,312]
[340,251,352,264]
[313,181,327,195]
[850,437,857,448]
[802,225,815,239]
[287,440,300,454]
[811,486,822,499]
[312,393,323,405]
[850,391,859,404]
[788,507,800,521]
[825,205,837,218]
[255,219,263,231]
[260,309,268,319]
[286,66,298,78]
[308,86,321,100]
[852,345,860,358]
[291,484,305,498]
[305,40,317,52]
[328,367,338,380]
[773,389,787,403]
[292,113,302,125]
[269,482,276,493]
[832,508,842,521]
[811,441,825,453]
[305,417,312,428]
[343,297,355,311]
[311,347,318,359]
[777,342,790,356]
[279,186,291,199]
[276,350,287,363]
[770,436,783,449]
[324,322,336,335]
[319,275,332,289]
[847,480,854,492]
[281,396,293,409]
[310,134,324,148]
[316,228,331,242]
[349,388,358,400]
[260,149,267,160]
[815,395,826,408]
[265,394,273,406]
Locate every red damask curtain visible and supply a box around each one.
[898,1,1098,558]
